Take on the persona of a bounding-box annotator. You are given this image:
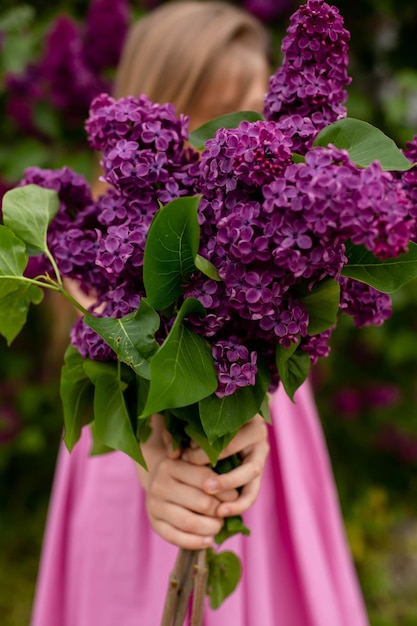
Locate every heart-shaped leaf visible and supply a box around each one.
[199,362,270,443]
[276,343,311,402]
[2,184,60,254]
[60,345,94,451]
[314,118,412,171]
[83,360,146,468]
[189,111,264,149]
[84,299,160,379]
[0,281,43,345]
[206,549,242,609]
[144,196,201,310]
[342,241,417,293]
[0,225,28,277]
[299,278,340,334]
[140,298,218,417]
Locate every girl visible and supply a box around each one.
[31,3,369,625]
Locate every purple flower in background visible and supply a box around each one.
[364,383,400,409]
[244,0,294,21]
[83,0,130,73]
[40,16,108,119]
[4,0,130,143]
[264,0,351,152]
[5,67,43,134]
[333,386,363,418]
[378,425,417,463]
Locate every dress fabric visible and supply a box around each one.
[30,381,369,626]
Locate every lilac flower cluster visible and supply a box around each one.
[399,135,417,242]
[339,278,392,327]
[264,0,351,153]
[182,124,415,394]
[19,0,417,401]
[6,0,131,132]
[212,340,257,398]
[24,95,200,360]
[86,93,200,203]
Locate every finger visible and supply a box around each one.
[149,460,224,516]
[149,501,223,538]
[216,416,268,461]
[182,416,268,466]
[216,475,263,517]
[149,518,216,550]
[202,455,262,494]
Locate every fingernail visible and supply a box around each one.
[181,452,189,461]
[205,479,218,492]
[202,536,213,546]
[190,440,198,449]
[221,506,230,516]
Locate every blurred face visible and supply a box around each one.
[188,51,270,130]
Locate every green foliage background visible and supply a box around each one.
[1,1,417,625]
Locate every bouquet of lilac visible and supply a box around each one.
[2,0,417,618]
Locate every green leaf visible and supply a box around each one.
[0,281,43,345]
[83,360,146,468]
[143,196,201,310]
[194,254,221,281]
[313,118,413,171]
[2,184,60,255]
[214,515,250,545]
[140,298,218,417]
[0,226,41,343]
[206,549,242,609]
[189,111,264,149]
[299,278,340,334]
[60,346,94,451]
[342,241,417,293]
[89,422,114,456]
[0,225,28,278]
[199,364,270,443]
[84,299,160,379]
[276,344,311,402]
[259,393,271,424]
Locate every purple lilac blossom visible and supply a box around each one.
[4,67,43,135]
[83,0,130,73]
[185,125,414,392]
[5,2,130,136]
[40,16,108,121]
[264,0,351,153]
[27,96,201,362]
[339,278,392,327]
[212,339,257,397]
[244,0,293,21]
[399,136,417,242]
[16,1,417,397]
[378,424,417,463]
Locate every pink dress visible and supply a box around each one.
[30,382,369,626]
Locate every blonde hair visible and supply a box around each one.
[113,1,270,118]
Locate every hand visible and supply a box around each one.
[145,455,238,550]
[181,415,270,518]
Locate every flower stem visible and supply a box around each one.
[173,552,195,626]
[190,549,208,626]
[160,548,195,626]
